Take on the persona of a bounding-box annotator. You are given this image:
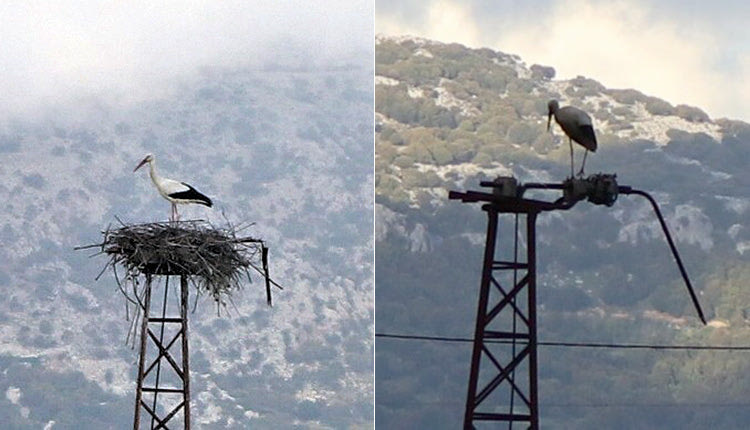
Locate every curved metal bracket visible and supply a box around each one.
[619,187,707,325]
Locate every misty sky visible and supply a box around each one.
[0,1,373,120]
[377,0,750,122]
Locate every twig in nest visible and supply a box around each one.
[76,219,284,315]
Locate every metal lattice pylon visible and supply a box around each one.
[451,175,707,429]
[133,275,191,430]
[463,205,539,430]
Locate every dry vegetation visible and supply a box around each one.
[78,219,282,309]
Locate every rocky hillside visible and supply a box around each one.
[0,59,373,429]
[375,35,750,429]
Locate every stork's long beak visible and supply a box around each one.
[134,157,149,172]
[547,112,552,132]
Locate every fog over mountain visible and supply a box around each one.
[0,47,373,429]
[0,1,372,120]
[375,35,750,429]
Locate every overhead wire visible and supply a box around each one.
[375,332,750,351]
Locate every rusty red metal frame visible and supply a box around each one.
[459,203,540,429]
[450,175,705,430]
[133,275,191,430]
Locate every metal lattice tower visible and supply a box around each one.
[75,220,277,430]
[450,175,706,430]
[133,274,191,430]
[462,195,541,429]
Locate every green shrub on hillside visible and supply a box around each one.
[644,97,675,116]
[376,40,413,65]
[607,88,646,105]
[402,168,442,188]
[393,154,415,168]
[448,138,479,163]
[507,122,539,144]
[675,104,710,123]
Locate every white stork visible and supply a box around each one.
[134,154,213,221]
[547,99,598,178]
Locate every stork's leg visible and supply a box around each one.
[578,150,589,177]
[569,138,575,179]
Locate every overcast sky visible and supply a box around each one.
[377,0,750,121]
[0,1,372,120]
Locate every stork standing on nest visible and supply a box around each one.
[547,99,598,178]
[134,154,213,222]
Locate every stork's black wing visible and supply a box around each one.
[169,183,213,207]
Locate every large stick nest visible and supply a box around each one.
[79,219,282,307]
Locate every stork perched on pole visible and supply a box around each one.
[134,154,213,222]
[547,99,598,178]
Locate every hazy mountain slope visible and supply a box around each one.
[0,59,373,429]
[375,35,750,429]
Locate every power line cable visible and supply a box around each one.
[375,332,750,351]
[377,399,750,408]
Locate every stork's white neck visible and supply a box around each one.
[148,159,162,186]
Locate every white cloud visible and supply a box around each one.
[377,0,750,121]
[377,0,481,48]
[731,53,750,120]
[422,1,481,47]
[495,0,727,117]
[0,1,372,119]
